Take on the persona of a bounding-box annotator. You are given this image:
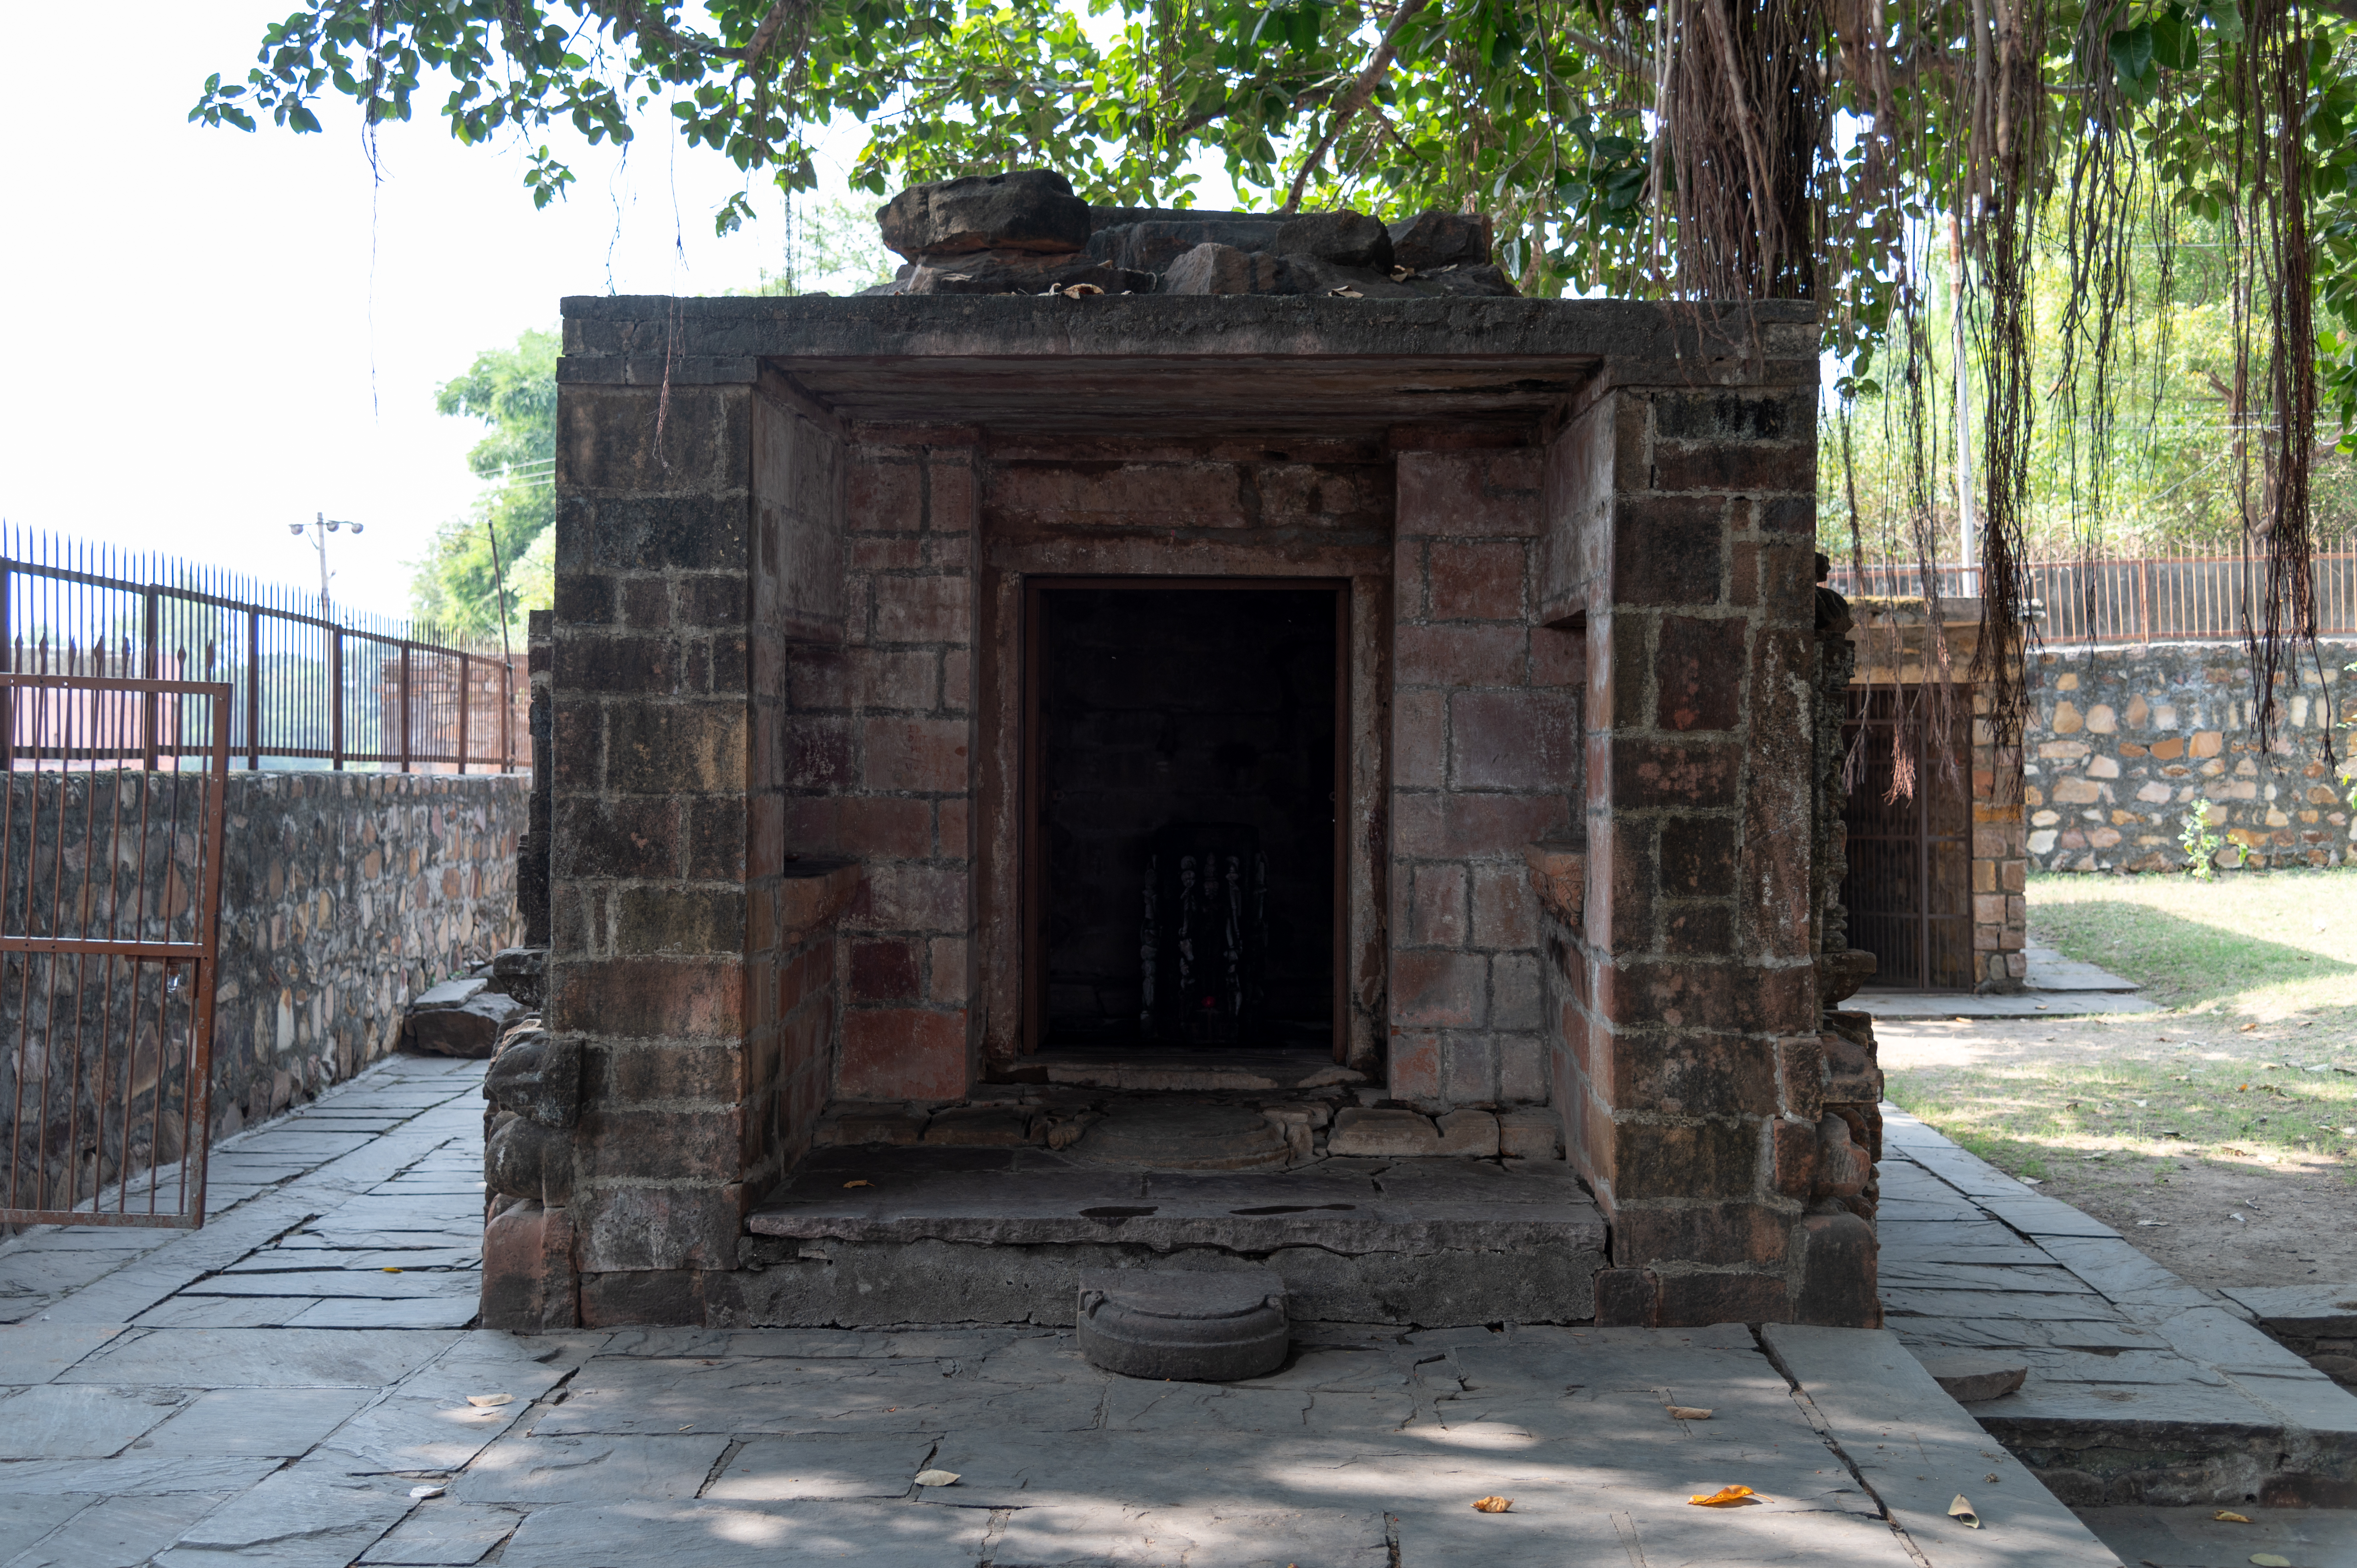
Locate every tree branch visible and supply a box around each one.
[742,0,803,67]
[1282,0,1431,214]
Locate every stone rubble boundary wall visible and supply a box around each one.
[211,772,527,1136]
[2025,638,2357,872]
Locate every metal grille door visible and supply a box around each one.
[1840,687,1975,991]
[1,675,230,1227]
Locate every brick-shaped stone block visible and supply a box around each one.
[839,1007,968,1100]
[1389,951,1488,1028]
[1616,1118,1760,1201]
[1450,689,1580,791]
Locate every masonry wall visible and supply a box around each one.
[3,771,523,1216]
[2025,639,2357,872]
[1388,446,1575,1110]
[1539,373,1866,1328]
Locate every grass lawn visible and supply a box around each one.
[1880,868,2357,1181]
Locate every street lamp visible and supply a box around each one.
[290,512,364,612]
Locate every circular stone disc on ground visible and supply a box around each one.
[1068,1103,1292,1170]
[1077,1267,1291,1381]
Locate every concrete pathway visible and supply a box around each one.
[0,1055,2146,1567]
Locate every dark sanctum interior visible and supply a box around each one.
[1036,586,1339,1052]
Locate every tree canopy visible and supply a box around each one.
[411,328,557,640]
[198,0,2357,736]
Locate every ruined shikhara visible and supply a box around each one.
[481,293,1889,1333]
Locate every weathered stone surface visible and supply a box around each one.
[1523,841,1585,927]
[1068,1104,1293,1170]
[408,984,525,1059]
[1274,210,1392,268]
[479,1200,579,1333]
[904,250,1152,296]
[877,169,1090,259]
[1916,1353,2029,1403]
[1497,1107,1561,1160]
[482,1029,580,1128]
[485,1112,573,1204]
[1433,1109,1501,1157]
[1326,1107,1439,1158]
[918,1104,1037,1148]
[486,945,547,1011]
[1087,217,1286,274]
[817,1102,930,1146]
[1075,1267,1289,1382]
[1388,209,1493,270]
[1158,242,1308,296]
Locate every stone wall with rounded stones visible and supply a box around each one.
[212,771,527,1136]
[2024,639,2357,872]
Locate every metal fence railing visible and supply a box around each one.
[1827,554,2357,644]
[0,527,523,772]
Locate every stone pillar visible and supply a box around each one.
[546,354,846,1326]
[1539,362,1869,1326]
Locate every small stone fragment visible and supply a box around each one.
[406,979,525,1059]
[1666,1406,1713,1421]
[1159,243,1308,296]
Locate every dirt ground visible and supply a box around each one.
[1875,1012,2357,1292]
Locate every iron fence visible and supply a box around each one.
[0,527,522,771]
[1827,554,2357,644]
[2,674,228,1227]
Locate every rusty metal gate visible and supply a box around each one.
[1840,686,1975,991]
[1,674,230,1227]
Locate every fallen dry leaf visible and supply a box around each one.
[2215,1510,2252,1523]
[2240,1022,2258,1032]
[408,1484,446,1500]
[1687,1486,1756,1507]
[844,1180,873,1189]
[913,1469,961,1487]
[1948,1495,1979,1528]
[1667,1406,1714,1421]
[382,1267,404,1273]
[1058,283,1104,298]
[465,1394,513,1409]
[2251,1555,2292,1568]
[1471,1496,1513,1513]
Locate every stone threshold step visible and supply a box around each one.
[735,1147,1606,1329]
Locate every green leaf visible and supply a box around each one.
[2110,22,2156,85]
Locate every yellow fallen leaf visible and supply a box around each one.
[382,1267,403,1273]
[465,1394,513,1409]
[1688,1486,1756,1507]
[2252,1556,2292,1568]
[1667,1406,1714,1421]
[2215,1510,2252,1523]
[1471,1496,1513,1513]
[913,1469,961,1487]
[844,1180,873,1189]
[1948,1494,1979,1528]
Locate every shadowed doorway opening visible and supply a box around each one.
[1024,582,1343,1057]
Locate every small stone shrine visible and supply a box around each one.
[477,168,1885,1339]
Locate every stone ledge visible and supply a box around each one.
[779,858,862,944]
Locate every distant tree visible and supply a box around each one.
[412,328,557,640]
[727,193,898,297]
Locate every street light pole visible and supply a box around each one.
[289,512,365,615]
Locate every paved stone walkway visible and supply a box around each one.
[2,1056,2142,1567]
[1880,1108,2357,1507]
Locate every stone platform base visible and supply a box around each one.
[731,1146,1606,1329]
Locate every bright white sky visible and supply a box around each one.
[0,3,872,618]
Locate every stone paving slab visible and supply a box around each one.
[2076,1502,2357,1567]
[0,1056,2137,1568]
[1875,1103,2357,1507]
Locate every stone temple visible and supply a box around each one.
[478,170,1886,1335]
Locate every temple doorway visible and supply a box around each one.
[1022,581,1345,1059]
